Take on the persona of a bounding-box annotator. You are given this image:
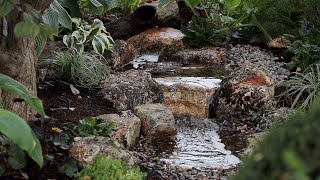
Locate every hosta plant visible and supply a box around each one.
[63,18,114,54]
[0,74,46,175]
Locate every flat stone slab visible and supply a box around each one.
[154,77,221,118]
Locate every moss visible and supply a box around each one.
[231,96,320,180]
[76,154,147,180]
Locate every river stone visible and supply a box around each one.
[212,69,275,120]
[126,27,185,54]
[112,40,137,69]
[160,47,227,65]
[96,111,141,149]
[134,103,176,138]
[154,77,221,118]
[69,136,139,167]
[99,70,164,111]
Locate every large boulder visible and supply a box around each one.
[212,69,275,121]
[126,27,185,54]
[160,47,227,65]
[155,77,221,118]
[69,136,139,167]
[97,111,141,149]
[134,103,176,139]
[99,70,164,111]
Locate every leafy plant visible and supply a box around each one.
[76,154,146,180]
[62,117,116,138]
[241,0,320,40]
[279,63,320,110]
[287,40,320,72]
[162,0,254,47]
[38,50,112,87]
[0,74,46,174]
[231,93,320,180]
[63,18,114,54]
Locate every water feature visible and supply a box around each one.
[130,54,246,173]
[161,118,240,169]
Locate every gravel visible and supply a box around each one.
[226,44,290,83]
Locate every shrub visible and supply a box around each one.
[76,154,147,180]
[38,50,112,87]
[230,94,320,180]
[242,0,320,39]
[279,63,320,110]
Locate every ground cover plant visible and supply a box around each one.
[76,154,147,180]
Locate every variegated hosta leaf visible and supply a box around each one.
[73,43,84,53]
[92,37,104,54]
[63,35,73,48]
[96,33,114,49]
[72,30,86,44]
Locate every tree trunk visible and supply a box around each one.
[0,0,52,121]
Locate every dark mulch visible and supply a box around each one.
[2,80,118,180]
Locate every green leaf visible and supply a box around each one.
[36,25,49,55]
[14,20,40,38]
[225,0,241,10]
[0,109,43,167]
[72,30,85,43]
[8,144,26,169]
[0,74,46,116]
[88,0,105,14]
[57,0,81,17]
[0,0,19,17]
[58,157,78,177]
[42,4,59,36]
[63,35,73,48]
[184,0,201,10]
[52,0,72,29]
[92,36,104,54]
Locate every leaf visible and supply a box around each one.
[14,20,40,37]
[225,0,241,10]
[184,0,201,10]
[63,35,73,48]
[36,25,49,55]
[58,157,78,177]
[42,4,59,36]
[0,0,19,17]
[92,37,104,54]
[88,0,105,14]
[51,0,72,29]
[70,84,80,95]
[57,0,81,17]
[0,74,46,116]
[0,109,43,167]
[8,144,26,169]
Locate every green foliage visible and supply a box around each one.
[58,157,79,177]
[76,154,147,180]
[230,94,320,180]
[279,64,320,110]
[288,40,320,72]
[62,117,116,138]
[181,1,254,47]
[0,74,46,170]
[242,0,320,39]
[0,0,72,54]
[38,50,112,87]
[63,18,114,54]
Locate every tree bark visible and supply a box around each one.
[0,0,52,121]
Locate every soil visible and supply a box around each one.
[2,80,118,180]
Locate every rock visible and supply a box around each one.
[69,136,139,167]
[97,111,141,149]
[242,132,267,156]
[212,69,275,120]
[112,40,137,69]
[99,70,164,111]
[160,47,227,65]
[155,77,221,118]
[134,103,176,138]
[126,27,185,54]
